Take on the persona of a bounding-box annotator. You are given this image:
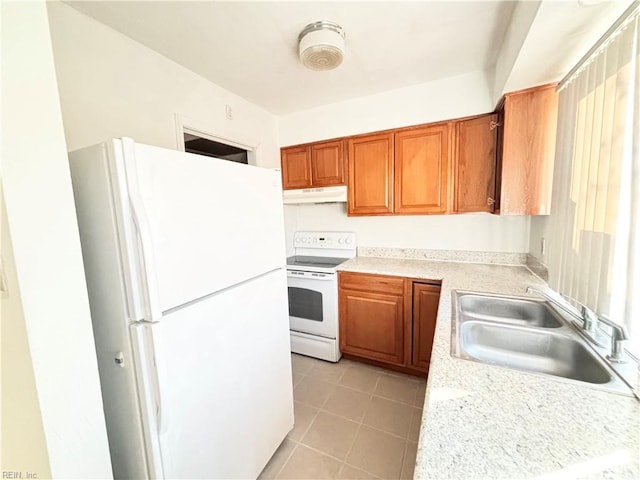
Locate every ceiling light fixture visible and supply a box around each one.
[298,21,345,71]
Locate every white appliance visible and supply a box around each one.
[282,185,347,204]
[286,231,356,362]
[68,138,293,479]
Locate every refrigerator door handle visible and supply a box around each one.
[149,322,170,435]
[121,137,163,323]
[131,324,165,479]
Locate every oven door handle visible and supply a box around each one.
[287,270,336,280]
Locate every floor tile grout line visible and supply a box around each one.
[288,439,354,469]
[306,367,419,439]
[302,405,322,438]
[271,440,299,480]
[290,356,421,478]
[336,373,389,480]
[313,404,415,442]
[341,461,385,480]
[399,438,412,480]
[298,362,376,472]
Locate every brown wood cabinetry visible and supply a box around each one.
[338,271,441,376]
[281,84,557,214]
[339,272,404,364]
[347,133,394,215]
[281,140,345,190]
[411,283,441,371]
[311,140,346,186]
[453,114,498,213]
[281,145,311,189]
[347,126,451,216]
[499,84,558,215]
[395,124,450,214]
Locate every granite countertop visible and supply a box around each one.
[338,255,640,480]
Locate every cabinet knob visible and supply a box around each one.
[487,197,495,206]
[489,121,502,130]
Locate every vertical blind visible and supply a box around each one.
[548,5,639,357]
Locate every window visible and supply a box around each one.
[548,5,639,358]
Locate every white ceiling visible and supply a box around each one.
[65,0,631,115]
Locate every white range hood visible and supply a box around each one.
[283,185,347,204]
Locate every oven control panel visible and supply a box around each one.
[293,231,356,249]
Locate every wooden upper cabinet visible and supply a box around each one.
[453,114,498,213]
[281,146,312,189]
[281,140,345,190]
[500,84,558,215]
[311,140,345,186]
[394,124,450,214]
[347,133,394,215]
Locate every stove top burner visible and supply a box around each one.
[286,255,350,270]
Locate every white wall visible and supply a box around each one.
[1,189,51,480]
[490,1,541,103]
[278,70,531,256]
[1,1,113,477]
[47,2,280,168]
[285,203,530,256]
[279,70,493,146]
[529,215,550,264]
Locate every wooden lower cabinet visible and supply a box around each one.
[338,272,441,376]
[411,283,441,371]
[339,290,405,364]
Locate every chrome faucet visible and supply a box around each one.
[595,314,629,363]
[580,306,599,336]
[526,285,629,363]
[525,286,583,324]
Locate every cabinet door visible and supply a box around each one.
[281,146,311,190]
[454,114,498,213]
[394,124,450,214]
[347,133,394,215]
[500,84,558,215]
[311,140,345,187]
[412,283,441,371]
[339,289,404,365]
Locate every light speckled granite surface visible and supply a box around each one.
[338,256,640,480]
[357,247,528,265]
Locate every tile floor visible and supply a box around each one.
[259,354,427,480]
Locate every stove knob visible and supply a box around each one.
[345,238,352,245]
[338,238,345,245]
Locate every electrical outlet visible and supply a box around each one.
[225,104,233,120]
[541,237,546,256]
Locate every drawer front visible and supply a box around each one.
[339,272,404,296]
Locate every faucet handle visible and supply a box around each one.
[596,314,629,363]
[596,314,629,340]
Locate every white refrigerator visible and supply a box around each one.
[69,138,294,479]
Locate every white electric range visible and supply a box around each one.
[286,231,356,362]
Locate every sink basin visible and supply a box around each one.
[459,321,613,384]
[451,290,632,394]
[459,293,562,328]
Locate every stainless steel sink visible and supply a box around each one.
[451,291,632,395]
[459,293,562,328]
[459,321,613,384]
